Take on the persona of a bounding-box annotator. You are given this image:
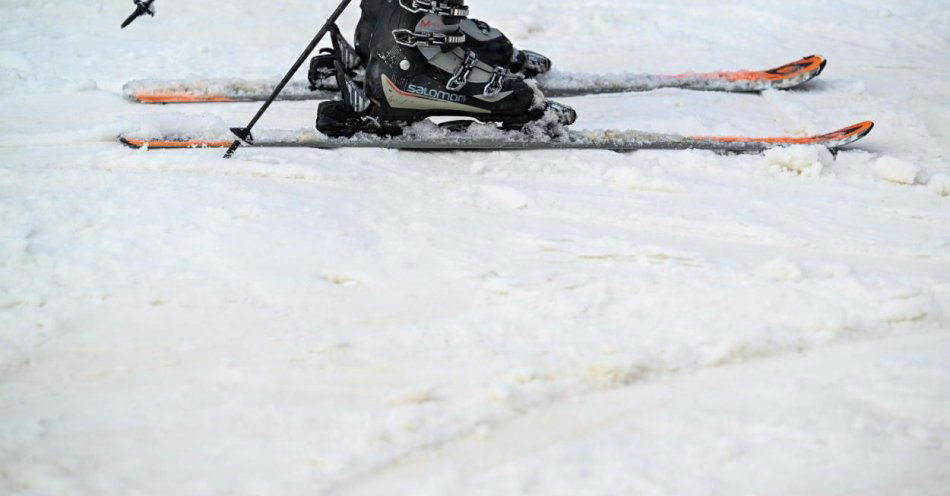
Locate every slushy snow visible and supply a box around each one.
[929,173,950,197]
[873,156,921,185]
[765,144,835,176]
[1,1,949,495]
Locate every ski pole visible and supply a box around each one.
[121,0,156,29]
[224,0,354,159]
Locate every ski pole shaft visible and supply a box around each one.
[121,0,155,29]
[225,0,353,158]
[120,10,140,29]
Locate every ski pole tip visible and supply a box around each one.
[223,141,242,159]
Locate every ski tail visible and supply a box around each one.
[120,137,235,149]
[119,121,873,152]
[130,94,239,104]
[122,79,332,104]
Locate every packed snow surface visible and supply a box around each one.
[2,1,950,495]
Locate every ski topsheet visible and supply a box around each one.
[119,120,873,153]
[123,55,827,104]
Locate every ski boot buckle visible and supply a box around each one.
[398,0,470,17]
[447,50,478,91]
[393,29,466,48]
[484,67,508,97]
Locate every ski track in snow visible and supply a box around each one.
[1,1,949,495]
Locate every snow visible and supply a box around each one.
[930,173,950,197]
[765,145,834,177]
[873,156,922,185]
[1,1,949,495]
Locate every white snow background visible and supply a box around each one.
[1,1,949,494]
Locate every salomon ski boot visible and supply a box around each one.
[316,0,575,138]
[309,0,553,90]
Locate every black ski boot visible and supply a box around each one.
[308,0,553,90]
[317,0,575,138]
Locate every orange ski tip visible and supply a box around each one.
[679,54,827,82]
[759,54,826,81]
[132,93,237,104]
[121,137,233,149]
[691,121,874,145]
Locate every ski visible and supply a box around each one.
[119,120,872,153]
[122,55,827,104]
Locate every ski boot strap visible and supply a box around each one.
[398,0,469,18]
